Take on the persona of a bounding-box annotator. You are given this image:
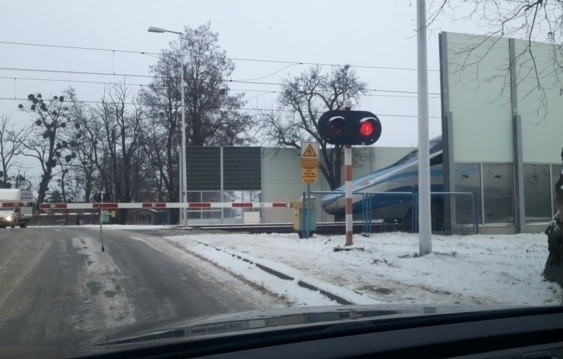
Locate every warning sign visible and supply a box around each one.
[301,142,319,169]
[302,145,317,157]
[302,168,318,184]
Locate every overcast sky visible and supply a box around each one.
[1,0,488,152]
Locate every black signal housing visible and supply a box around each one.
[318,110,382,145]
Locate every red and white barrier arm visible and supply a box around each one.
[39,202,291,211]
[1,202,34,208]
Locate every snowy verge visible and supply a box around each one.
[160,232,562,306]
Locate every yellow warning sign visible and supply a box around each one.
[301,142,319,169]
[302,168,318,184]
[301,158,319,168]
[302,145,317,158]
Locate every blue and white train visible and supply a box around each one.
[321,136,445,224]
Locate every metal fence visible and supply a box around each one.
[304,190,478,235]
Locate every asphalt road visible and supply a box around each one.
[0,226,284,357]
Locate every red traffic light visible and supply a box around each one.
[318,110,382,145]
[359,120,376,137]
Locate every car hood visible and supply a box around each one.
[1,304,536,358]
[79,304,527,356]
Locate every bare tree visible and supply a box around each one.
[138,64,181,205]
[429,1,563,45]
[66,88,101,202]
[429,0,563,118]
[139,22,253,219]
[260,65,367,190]
[18,94,76,204]
[0,116,29,188]
[143,22,253,145]
[96,84,146,223]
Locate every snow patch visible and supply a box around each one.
[71,236,136,330]
[159,232,561,306]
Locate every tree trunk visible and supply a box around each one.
[543,148,563,289]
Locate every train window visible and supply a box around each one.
[430,153,443,166]
[429,137,443,153]
[392,149,418,167]
[388,136,442,168]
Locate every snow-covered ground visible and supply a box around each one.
[121,228,562,307]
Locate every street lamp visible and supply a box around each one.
[148,26,188,227]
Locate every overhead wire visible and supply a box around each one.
[0,41,442,113]
[0,40,441,72]
[0,97,441,119]
[0,76,442,101]
[0,66,441,95]
[0,75,148,87]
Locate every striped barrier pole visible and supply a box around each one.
[39,202,291,211]
[345,144,353,246]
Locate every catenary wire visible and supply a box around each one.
[0,76,440,99]
[0,40,441,72]
[0,67,441,95]
[0,97,440,118]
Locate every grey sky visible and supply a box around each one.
[1,0,485,150]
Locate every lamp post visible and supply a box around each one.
[148,26,188,227]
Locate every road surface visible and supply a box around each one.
[0,226,286,357]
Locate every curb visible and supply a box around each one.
[195,240,353,305]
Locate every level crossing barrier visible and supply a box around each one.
[39,202,291,211]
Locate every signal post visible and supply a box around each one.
[318,107,382,249]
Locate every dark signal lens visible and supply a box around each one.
[329,121,345,137]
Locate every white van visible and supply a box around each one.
[0,189,33,228]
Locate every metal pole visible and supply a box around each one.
[305,183,311,238]
[417,0,432,255]
[363,195,368,234]
[220,146,224,224]
[411,191,416,232]
[509,38,525,233]
[148,27,187,227]
[178,151,183,225]
[344,144,354,246]
[472,192,479,234]
[302,191,307,238]
[180,61,188,227]
[100,189,105,252]
[368,195,373,234]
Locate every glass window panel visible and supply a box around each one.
[483,164,514,224]
[454,163,482,225]
[202,191,221,202]
[430,153,443,166]
[524,164,551,222]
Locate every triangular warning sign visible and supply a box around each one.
[303,145,317,158]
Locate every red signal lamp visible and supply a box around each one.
[318,110,382,145]
[359,120,376,138]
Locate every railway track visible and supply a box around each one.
[187,221,409,235]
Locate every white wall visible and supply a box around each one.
[444,32,563,165]
[445,32,513,163]
[515,40,563,164]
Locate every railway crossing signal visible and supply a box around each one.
[318,110,382,146]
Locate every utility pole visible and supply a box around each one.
[417,0,432,255]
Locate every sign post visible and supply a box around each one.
[99,190,105,252]
[301,142,319,239]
